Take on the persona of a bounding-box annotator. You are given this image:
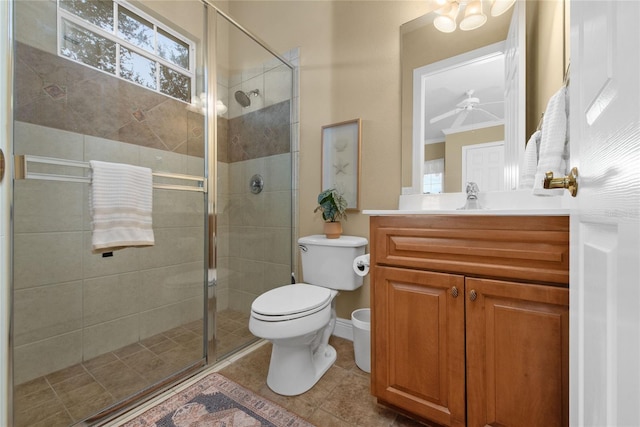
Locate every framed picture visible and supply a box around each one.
[321,118,361,211]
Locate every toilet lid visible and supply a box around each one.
[251,283,332,317]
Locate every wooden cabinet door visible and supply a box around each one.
[372,266,466,427]
[466,277,569,427]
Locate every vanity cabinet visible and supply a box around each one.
[370,215,569,427]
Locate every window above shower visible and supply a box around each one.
[57,0,195,103]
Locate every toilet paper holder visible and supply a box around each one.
[356,259,369,271]
[353,254,370,275]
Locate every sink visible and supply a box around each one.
[362,190,571,216]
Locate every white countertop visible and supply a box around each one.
[363,190,571,216]
[363,208,569,216]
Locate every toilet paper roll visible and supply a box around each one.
[353,254,370,277]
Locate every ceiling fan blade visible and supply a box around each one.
[429,108,460,124]
[451,110,469,128]
[475,108,501,121]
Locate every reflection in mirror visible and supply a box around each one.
[401,2,512,193]
[414,42,508,193]
[401,0,568,195]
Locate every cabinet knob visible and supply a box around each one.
[469,289,477,302]
[451,286,459,298]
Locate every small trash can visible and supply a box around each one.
[351,308,371,373]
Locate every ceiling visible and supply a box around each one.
[423,51,505,143]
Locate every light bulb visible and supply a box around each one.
[433,1,459,33]
[460,0,487,31]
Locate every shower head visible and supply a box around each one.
[234,89,260,108]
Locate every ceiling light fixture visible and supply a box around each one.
[433,0,515,33]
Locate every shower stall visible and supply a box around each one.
[9,1,295,425]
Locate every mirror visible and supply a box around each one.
[401,0,569,194]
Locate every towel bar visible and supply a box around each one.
[14,154,207,193]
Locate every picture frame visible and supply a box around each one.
[321,118,362,211]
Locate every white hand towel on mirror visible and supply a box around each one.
[533,86,569,196]
[89,160,154,252]
[519,130,541,190]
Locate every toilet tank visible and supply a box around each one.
[298,235,368,291]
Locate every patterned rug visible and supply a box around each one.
[122,373,314,427]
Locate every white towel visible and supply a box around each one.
[519,130,541,189]
[533,86,569,195]
[89,160,154,252]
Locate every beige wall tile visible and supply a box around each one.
[228,258,264,293]
[138,262,204,312]
[13,181,84,233]
[14,122,84,159]
[13,281,83,346]
[228,226,265,261]
[14,331,83,385]
[227,194,265,227]
[264,64,292,107]
[13,232,83,289]
[263,227,292,265]
[139,297,202,339]
[215,286,229,312]
[82,315,140,360]
[153,190,204,228]
[84,135,140,164]
[263,262,292,293]
[264,153,292,192]
[137,226,204,270]
[139,146,186,174]
[14,0,57,54]
[264,190,292,228]
[82,232,140,279]
[83,272,141,327]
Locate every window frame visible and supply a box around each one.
[57,0,196,103]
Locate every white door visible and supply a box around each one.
[461,141,504,192]
[570,1,640,426]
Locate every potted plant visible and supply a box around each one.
[314,188,348,239]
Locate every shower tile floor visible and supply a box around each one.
[13,309,254,427]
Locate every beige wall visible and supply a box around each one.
[425,142,445,162]
[443,125,504,193]
[225,1,426,318]
[526,0,567,138]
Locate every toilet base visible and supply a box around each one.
[266,342,337,396]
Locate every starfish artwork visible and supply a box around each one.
[333,157,350,175]
[333,138,348,152]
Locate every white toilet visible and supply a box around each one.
[249,234,367,396]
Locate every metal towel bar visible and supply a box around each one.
[14,154,207,193]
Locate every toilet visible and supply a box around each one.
[249,234,367,396]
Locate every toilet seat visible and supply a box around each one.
[251,284,332,322]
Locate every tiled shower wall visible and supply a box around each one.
[215,49,298,313]
[12,122,205,386]
[12,8,208,383]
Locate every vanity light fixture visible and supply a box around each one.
[433,0,515,33]
[433,0,460,33]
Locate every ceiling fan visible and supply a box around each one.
[429,89,502,127]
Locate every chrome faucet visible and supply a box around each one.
[466,182,479,199]
[458,182,482,210]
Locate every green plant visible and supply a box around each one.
[314,188,348,222]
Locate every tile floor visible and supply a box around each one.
[12,309,255,427]
[217,336,432,427]
[14,311,432,427]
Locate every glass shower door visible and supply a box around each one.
[11,0,209,425]
[212,11,294,359]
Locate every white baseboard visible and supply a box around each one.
[332,317,353,341]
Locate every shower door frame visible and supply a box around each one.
[205,3,297,363]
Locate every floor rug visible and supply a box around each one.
[121,373,315,427]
